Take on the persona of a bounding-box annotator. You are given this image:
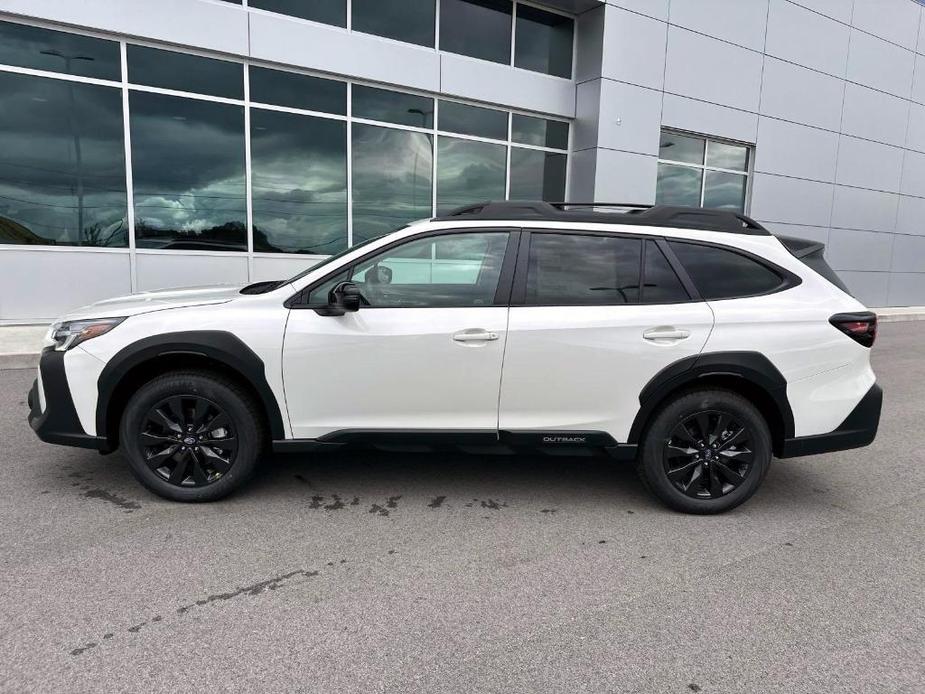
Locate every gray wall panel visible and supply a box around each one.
[887,272,925,305]
[906,103,925,152]
[664,27,763,111]
[754,118,839,182]
[590,149,657,203]
[600,6,668,90]
[913,54,925,104]
[765,0,850,77]
[667,0,769,51]
[835,137,905,192]
[831,186,899,232]
[837,271,891,306]
[890,233,925,272]
[135,254,248,293]
[661,94,758,143]
[851,0,921,49]
[0,250,131,323]
[787,0,853,24]
[841,83,911,147]
[596,80,661,155]
[750,174,834,226]
[827,228,895,271]
[900,150,925,198]
[845,29,915,99]
[604,0,669,21]
[759,57,846,131]
[895,195,925,235]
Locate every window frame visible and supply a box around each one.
[656,129,754,214]
[508,228,802,307]
[286,227,521,310]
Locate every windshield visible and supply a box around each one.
[285,233,391,284]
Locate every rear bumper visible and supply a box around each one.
[779,383,882,458]
[27,349,109,451]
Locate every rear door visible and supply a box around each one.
[498,231,714,444]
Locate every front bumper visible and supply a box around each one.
[28,348,109,451]
[779,382,882,458]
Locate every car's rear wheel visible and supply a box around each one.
[637,389,771,514]
[120,371,263,502]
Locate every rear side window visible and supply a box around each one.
[643,241,689,303]
[669,241,784,300]
[525,233,641,305]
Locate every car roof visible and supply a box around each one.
[432,201,770,236]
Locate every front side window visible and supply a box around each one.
[669,241,784,300]
[343,231,510,307]
[656,130,751,213]
[525,233,641,305]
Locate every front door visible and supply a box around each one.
[283,229,516,439]
[499,232,715,443]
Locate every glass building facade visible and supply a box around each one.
[0,18,569,257]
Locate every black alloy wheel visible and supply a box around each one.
[140,395,238,487]
[663,410,754,499]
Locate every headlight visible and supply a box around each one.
[50,317,126,351]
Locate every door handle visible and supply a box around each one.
[452,329,499,343]
[643,327,691,342]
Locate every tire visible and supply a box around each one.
[119,370,264,502]
[636,388,772,514]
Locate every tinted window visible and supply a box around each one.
[436,137,506,214]
[352,124,433,243]
[440,0,513,64]
[249,67,346,114]
[642,241,688,303]
[0,20,121,81]
[656,163,701,207]
[703,170,747,210]
[514,5,573,78]
[526,234,641,305]
[127,46,243,99]
[130,92,246,251]
[353,86,434,128]
[669,241,784,300]
[659,132,704,165]
[509,149,566,201]
[353,0,435,46]
[511,114,568,149]
[251,109,347,254]
[0,72,127,248]
[438,101,508,140]
[249,0,346,27]
[348,232,509,308]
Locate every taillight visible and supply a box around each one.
[830,312,877,348]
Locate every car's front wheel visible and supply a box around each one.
[637,389,772,514]
[120,371,264,502]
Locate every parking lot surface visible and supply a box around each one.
[1,323,923,693]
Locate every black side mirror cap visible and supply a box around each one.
[314,281,364,316]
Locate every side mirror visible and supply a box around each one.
[315,281,366,316]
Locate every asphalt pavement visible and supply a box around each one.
[1,323,923,693]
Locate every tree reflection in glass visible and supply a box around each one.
[130,92,246,251]
[352,124,433,243]
[0,71,126,247]
[436,137,506,214]
[250,109,347,254]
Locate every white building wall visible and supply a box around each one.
[575,0,925,307]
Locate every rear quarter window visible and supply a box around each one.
[668,241,785,300]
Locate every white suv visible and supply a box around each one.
[28,202,881,513]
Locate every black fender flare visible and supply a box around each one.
[627,351,795,444]
[96,330,286,441]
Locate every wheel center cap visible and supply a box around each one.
[183,436,197,446]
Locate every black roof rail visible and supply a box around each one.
[435,200,770,235]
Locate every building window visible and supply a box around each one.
[0,71,127,247]
[514,4,573,79]
[352,0,435,47]
[656,131,751,212]
[248,0,347,27]
[0,19,570,257]
[129,92,247,251]
[439,0,513,65]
